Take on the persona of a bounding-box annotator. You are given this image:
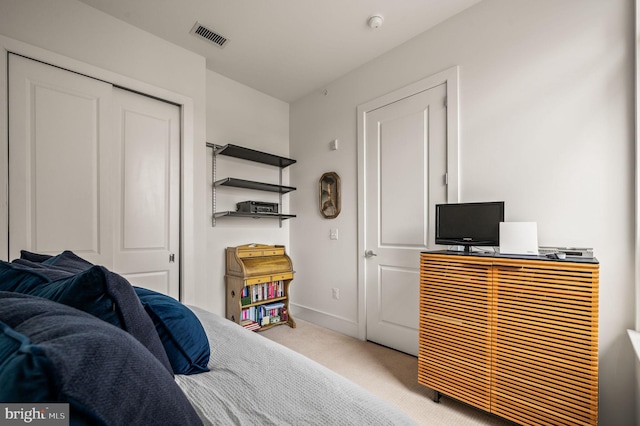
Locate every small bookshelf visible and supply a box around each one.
[225,244,296,331]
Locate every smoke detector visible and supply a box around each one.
[367,15,384,29]
[190,22,229,49]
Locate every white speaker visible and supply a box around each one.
[499,222,539,255]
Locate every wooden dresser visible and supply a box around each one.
[419,251,599,426]
[225,244,296,331]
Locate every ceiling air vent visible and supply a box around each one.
[190,22,229,49]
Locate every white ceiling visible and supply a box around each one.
[78,0,481,102]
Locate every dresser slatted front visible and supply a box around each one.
[418,252,599,426]
[418,255,493,411]
[491,259,599,426]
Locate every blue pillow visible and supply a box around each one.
[11,258,77,281]
[0,292,202,425]
[19,250,53,263]
[134,287,210,375]
[19,250,93,272]
[0,264,121,326]
[0,260,173,374]
[13,249,92,285]
[0,260,69,293]
[42,250,94,273]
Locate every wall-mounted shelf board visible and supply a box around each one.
[211,143,296,168]
[214,177,296,194]
[214,211,297,220]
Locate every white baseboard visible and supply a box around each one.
[290,303,361,339]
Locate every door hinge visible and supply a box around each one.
[444,173,448,185]
[443,96,447,108]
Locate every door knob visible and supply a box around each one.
[365,250,378,258]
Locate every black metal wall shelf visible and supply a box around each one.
[212,144,296,168]
[207,143,296,227]
[214,177,296,194]
[213,211,297,220]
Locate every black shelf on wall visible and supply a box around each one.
[213,211,296,220]
[213,177,296,193]
[212,144,297,168]
[207,143,296,227]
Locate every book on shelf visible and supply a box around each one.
[241,302,289,329]
[242,281,285,305]
[261,301,285,310]
[260,302,287,326]
[240,319,260,331]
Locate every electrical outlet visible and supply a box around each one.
[332,288,340,300]
[330,228,338,240]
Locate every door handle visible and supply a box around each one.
[365,250,378,258]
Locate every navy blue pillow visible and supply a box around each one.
[134,287,210,375]
[42,250,94,273]
[0,260,70,292]
[0,260,173,375]
[0,292,203,426]
[11,258,77,281]
[19,250,53,263]
[0,263,120,327]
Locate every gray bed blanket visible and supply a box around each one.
[176,306,417,426]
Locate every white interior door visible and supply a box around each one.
[364,82,448,356]
[8,54,114,265]
[112,88,181,298]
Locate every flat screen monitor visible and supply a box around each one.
[435,201,504,252]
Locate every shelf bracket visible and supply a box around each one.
[278,166,283,228]
[207,143,217,227]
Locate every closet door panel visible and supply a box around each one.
[8,54,113,265]
[112,88,181,298]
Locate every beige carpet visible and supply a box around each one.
[260,319,513,426]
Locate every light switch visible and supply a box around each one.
[330,139,339,151]
[330,228,338,240]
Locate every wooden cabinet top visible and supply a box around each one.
[421,250,598,267]
[226,244,293,278]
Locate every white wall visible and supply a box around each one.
[290,0,635,424]
[0,0,292,322]
[0,0,209,310]
[206,71,291,316]
[0,0,634,422]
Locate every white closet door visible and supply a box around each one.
[8,54,114,265]
[8,55,181,299]
[111,88,181,298]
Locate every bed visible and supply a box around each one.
[0,250,417,426]
[176,305,416,425]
